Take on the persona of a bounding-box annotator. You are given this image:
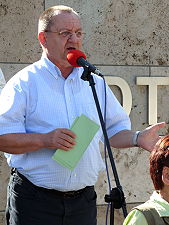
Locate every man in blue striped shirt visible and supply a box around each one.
[0,5,165,225]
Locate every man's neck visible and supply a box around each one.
[45,54,74,78]
[160,187,169,203]
[57,65,74,78]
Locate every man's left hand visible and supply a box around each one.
[138,122,166,152]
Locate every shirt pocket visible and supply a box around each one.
[77,103,99,122]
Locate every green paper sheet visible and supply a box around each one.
[52,114,100,170]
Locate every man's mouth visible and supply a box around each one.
[67,47,76,51]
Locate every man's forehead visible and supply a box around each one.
[52,12,82,30]
[53,11,80,23]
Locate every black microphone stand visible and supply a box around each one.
[81,67,128,225]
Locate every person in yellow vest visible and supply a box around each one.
[123,135,169,225]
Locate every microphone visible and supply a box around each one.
[67,49,103,77]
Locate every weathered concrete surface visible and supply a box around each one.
[97,203,137,225]
[0,63,29,82]
[0,0,44,63]
[95,146,154,205]
[1,0,169,65]
[0,212,5,225]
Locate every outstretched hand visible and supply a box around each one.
[137,122,166,152]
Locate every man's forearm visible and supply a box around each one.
[109,130,135,148]
[0,128,76,154]
[0,133,46,154]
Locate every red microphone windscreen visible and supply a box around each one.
[67,49,86,67]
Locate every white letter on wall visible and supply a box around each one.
[105,76,132,115]
[137,77,169,125]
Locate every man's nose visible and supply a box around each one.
[68,33,80,42]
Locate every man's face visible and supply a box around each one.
[43,12,83,68]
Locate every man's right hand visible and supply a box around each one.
[45,128,76,151]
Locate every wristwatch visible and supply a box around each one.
[132,131,140,147]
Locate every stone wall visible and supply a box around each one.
[1,0,169,224]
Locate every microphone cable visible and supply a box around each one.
[102,76,112,225]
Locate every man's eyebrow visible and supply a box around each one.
[58,28,83,31]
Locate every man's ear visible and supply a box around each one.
[38,32,47,47]
[162,167,169,186]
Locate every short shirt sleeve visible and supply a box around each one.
[102,82,131,140]
[0,76,27,135]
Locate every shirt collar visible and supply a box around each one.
[150,191,169,217]
[40,55,83,81]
